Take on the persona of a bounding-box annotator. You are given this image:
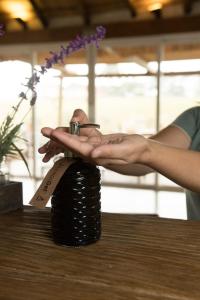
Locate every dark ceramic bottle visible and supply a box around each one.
[51,122,101,246]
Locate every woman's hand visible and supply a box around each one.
[39,109,101,162]
[39,108,150,167]
[38,127,67,162]
[41,125,150,167]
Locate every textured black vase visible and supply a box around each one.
[51,159,101,246]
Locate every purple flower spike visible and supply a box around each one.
[0,25,105,169]
[42,25,106,72]
[19,25,106,107]
[39,66,47,74]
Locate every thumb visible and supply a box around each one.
[71,109,89,124]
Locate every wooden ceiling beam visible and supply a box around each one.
[104,15,200,38]
[126,0,137,18]
[79,0,91,26]
[1,15,200,45]
[150,8,162,19]
[15,18,28,31]
[184,0,194,15]
[29,0,49,28]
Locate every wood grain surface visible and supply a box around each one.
[0,207,200,300]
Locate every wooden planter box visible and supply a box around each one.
[0,181,23,214]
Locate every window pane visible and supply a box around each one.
[61,76,88,125]
[35,49,88,177]
[160,75,200,128]
[35,70,61,177]
[96,44,158,187]
[159,41,200,187]
[0,60,32,177]
[96,76,156,134]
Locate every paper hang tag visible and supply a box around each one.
[29,157,75,209]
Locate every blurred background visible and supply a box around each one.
[1,0,200,219]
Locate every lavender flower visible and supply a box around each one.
[23,26,106,98]
[5,26,106,121]
[0,25,106,172]
[43,26,106,71]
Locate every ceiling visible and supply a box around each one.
[0,0,200,45]
[0,1,200,65]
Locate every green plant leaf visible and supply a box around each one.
[11,142,31,176]
[0,123,23,160]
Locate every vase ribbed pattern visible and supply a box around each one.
[51,160,101,246]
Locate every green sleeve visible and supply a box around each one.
[171,106,200,140]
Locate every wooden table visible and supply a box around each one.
[0,207,200,300]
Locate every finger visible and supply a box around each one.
[56,126,69,133]
[38,141,50,154]
[40,127,69,152]
[42,146,64,162]
[41,127,68,137]
[71,109,89,124]
[71,109,101,137]
[41,127,54,138]
[42,153,56,162]
[42,153,52,162]
[51,131,94,156]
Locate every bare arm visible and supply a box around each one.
[145,139,200,193]
[41,126,200,193]
[106,125,191,176]
[90,132,200,193]
[39,109,191,177]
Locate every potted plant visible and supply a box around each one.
[0,24,106,213]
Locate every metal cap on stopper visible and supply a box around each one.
[65,121,100,158]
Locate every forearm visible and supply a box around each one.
[105,163,154,176]
[43,124,200,192]
[145,140,200,193]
